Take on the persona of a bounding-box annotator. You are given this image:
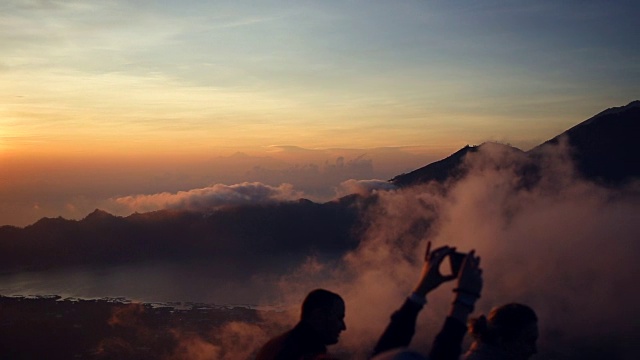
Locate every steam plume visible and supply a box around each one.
[256,140,640,359]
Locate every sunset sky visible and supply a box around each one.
[1,0,639,226]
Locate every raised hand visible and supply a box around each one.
[455,250,482,298]
[412,241,458,297]
[451,250,483,314]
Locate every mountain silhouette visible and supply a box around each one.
[390,143,532,188]
[392,100,640,187]
[0,201,361,273]
[0,101,637,273]
[390,145,478,187]
[531,100,640,184]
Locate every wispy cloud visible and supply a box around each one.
[335,179,397,198]
[211,15,283,29]
[263,140,640,358]
[110,182,304,213]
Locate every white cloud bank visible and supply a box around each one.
[109,182,304,214]
[335,179,398,198]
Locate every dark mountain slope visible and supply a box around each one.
[0,201,362,273]
[530,100,640,185]
[391,143,530,188]
[390,145,477,187]
[393,100,639,188]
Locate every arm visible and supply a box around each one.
[429,250,483,360]
[371,243,456,357]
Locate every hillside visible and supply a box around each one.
[392,100,640,187]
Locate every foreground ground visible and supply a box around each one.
[0,295,287,360]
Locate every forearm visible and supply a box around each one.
[371,298,423,357]
[448,302,473,324]
[429,291,477,360]
[429,315,468,360]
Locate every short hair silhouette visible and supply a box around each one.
[255,288,345,360]
[469,303,538,344]
[301,288,343,320]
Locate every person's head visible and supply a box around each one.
[469,303,538,360]
[300,289,346,345]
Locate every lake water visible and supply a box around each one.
[0,262,283,305]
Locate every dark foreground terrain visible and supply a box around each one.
[0,295,287,360]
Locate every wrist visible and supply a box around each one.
[452,288,479,312]
[453,287,481,299]
[451,299,475,312]
[408,292,427,306]
[414,282,438,296]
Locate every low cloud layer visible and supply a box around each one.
[109,182,304,214]
[246,155,376,199]
[253,140,640,359]
[1,146,433,227]
[94,302,274,360]
[106,175,402,216]
[335,179,398,198]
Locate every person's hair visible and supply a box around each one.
[469,303,538,344]
[300,289,343,320]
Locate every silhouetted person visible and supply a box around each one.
[255,289,346,360]
[372,242,483,360]
[463,303,538,360]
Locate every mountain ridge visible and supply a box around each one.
[391,100,639,187]
[1,101,637,273]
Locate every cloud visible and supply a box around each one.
[95,302,275,360]
[335,179,398,198]
[110,182,304,214]
[206,322,271,360]
[0,145,437,227]
[246,155,376,200]
[167,333,220,360]
[252,140,640,359]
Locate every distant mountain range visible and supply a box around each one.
[0,200,361,274]
[0,101,638,273]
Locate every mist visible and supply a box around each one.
[2,137,638,358]
[244,140,640,359]
[4,138,636,359]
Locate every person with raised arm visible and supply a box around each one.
[371,242,483,360]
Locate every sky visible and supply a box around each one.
[1,0,639,226]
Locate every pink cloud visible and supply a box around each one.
[110,182,304,213]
